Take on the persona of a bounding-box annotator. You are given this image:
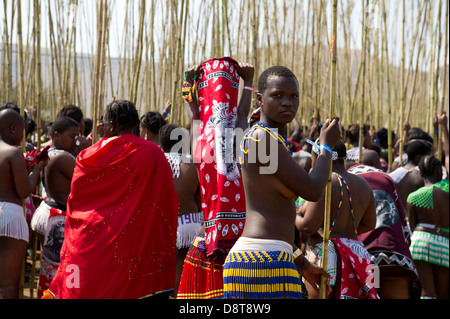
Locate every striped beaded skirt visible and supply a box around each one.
[410,230,449,268]
[223,250,302,299]
[177,235,226,299]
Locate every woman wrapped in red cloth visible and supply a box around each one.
[43,100,178,299]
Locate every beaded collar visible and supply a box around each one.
[407,179,449,209]
[239,122,292,165]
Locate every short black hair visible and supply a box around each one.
[407,127,433,144]
[346,124,370,145]
[49,116,79,138]
[376,128,395,146]
[159,124,185,153]
[333,139,347,159]
[0,102,28,122]
[0,102,20,113]
[419,155,441,178]
[105,100,139,130]
[405,139,433,161]
[140,111,166,135]
[258,66,298,94]
[26,119,36,137]
[57,105,84,124]
[83,118,93,136]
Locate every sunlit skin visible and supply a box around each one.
[239,74,341,294]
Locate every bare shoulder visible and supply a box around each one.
[180,158,197,172]
[434,186,449,201]
[346,172,373,193]
[242,126,267,146]
[407,169,425,186]
[51,150,76,163]
[0,143,23,160]
[240,127,272,164]
[50,151,76,172]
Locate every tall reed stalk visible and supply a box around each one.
[437,0,448,159]
[358,0,368,164]
[320,0,337,300]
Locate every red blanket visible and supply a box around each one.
[47,133,178,299]
[194,57,246,256]
[332,238,380,299]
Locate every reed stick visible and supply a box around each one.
[16,0,26,299]
[319,0,337,300]
[437,0,448,159]
[433,0,443,151]
[358,0,368,164]
[129,0,145,104]
[398,0,406,166]
[382,0,393,171]
[93,0,108,143]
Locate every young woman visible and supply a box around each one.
[223,66,340,299]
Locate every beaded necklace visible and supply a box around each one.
[329,173,358,237]
[239,122,292,164]
[407,179,449,209]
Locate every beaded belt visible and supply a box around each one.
[416,223,449,238]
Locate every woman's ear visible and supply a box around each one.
[9,123,16,134]
[256,93,263,108]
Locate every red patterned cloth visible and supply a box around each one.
[46,133,178,299]
[332,238,380,299]
[194,57,246,257]
[33,202,66,298]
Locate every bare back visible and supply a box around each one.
[408,187,449,230]
[298,169,376,246]
[0,141,30,206]
[328,171,376,238]
[397,169,424,209]
[44,150,76,207]
[173,160,201,215]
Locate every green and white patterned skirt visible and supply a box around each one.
[410,230,449,268]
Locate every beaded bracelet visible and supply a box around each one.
[293,248,302,259]
[319,144,333,156]
[243,86,258,93]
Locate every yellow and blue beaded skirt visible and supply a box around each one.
[223,251,302,299]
